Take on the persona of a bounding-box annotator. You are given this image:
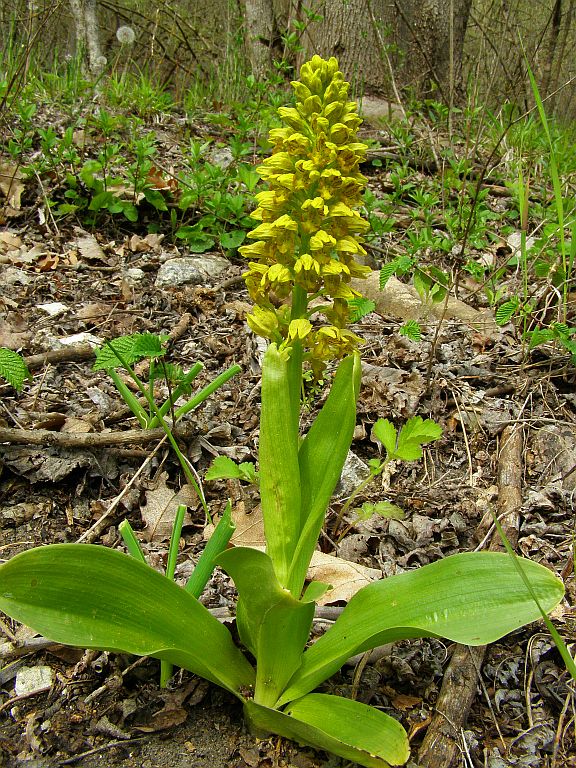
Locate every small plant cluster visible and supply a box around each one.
[1,84,272,252]
[0,57,565,768]
[360,89,576,360]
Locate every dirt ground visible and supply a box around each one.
[0,111,575,768]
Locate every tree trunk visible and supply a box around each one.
[243,0,473,104]
[68,0,104,77]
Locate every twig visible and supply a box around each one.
[0,424,194,448]
[24,344,95,370]
[418,425,523,768]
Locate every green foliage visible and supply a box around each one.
[206,456,258,484]
[372,416,443,463]
[399,320,422,341]
[348,296,376,322]
[0,348,31,391]
[93,333,166,370]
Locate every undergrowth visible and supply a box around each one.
[1,48,575,369]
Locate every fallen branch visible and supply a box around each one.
[418,425,523,768]
[24,344,95,370]
[0,425,194,448]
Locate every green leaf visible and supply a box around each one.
[288,353,361,596]
[358,501,404,520]
[348,297,376,323]
[394,416,442,461]
[143,187,168,211]
[0,544,255,696]
[220,229,246,249]
[0,348,31,391]
[259,344,302,588]
[379,264,394,289]
[93,333,165,370]
[205,456,258,484]
[278,552,564,705]
[371,419,397,456]
[399,320,421,341]
[496,298,520,326]
[245,695,409,768]
[217,547,314,708]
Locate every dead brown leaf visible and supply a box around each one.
[141,471,196,541]
[307,551,381,605]
[0,162,25,211]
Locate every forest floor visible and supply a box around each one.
[0,101,575,768]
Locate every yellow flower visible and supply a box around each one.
[241,55,371,373]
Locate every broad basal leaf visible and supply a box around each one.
[0,544,254,696]
[245,694,409,768]
[218,547,313,707]
[278,552,564,705]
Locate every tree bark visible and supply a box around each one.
[68,0,104,77]
[245,0,474,103]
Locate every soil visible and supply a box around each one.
[0,108,575,768]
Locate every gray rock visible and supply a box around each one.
[335,450,370,498]
[155,255,229,287]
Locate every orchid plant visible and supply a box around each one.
[0,57,564,767]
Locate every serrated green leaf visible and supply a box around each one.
[399,320,421,341]
[371,419,397,456]
[0,348,31,391]
[398,416,442,446]
[495,298,520,326]
[379,262,397,289]
[93,333,165,370]
[205,456,258,483]
[394,416,442,461]
[348,297,376,323]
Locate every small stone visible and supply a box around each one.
[15,665,53,696]
[123,267,145,285]
[335,450,370,498]
[37,302,69,316]
[155,255,229,287]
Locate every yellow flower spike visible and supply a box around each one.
[242,55,370,371]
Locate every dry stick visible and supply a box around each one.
[23,343,96,370]
[0,424,194,448]
[418,425,522,768]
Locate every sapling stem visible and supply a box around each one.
[185,500,235,597]
[161,503,188,687]
[118,519,147,562]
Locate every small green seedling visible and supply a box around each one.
[205,455,259,484]
[0,348,31,391]
[94,332,240,515]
